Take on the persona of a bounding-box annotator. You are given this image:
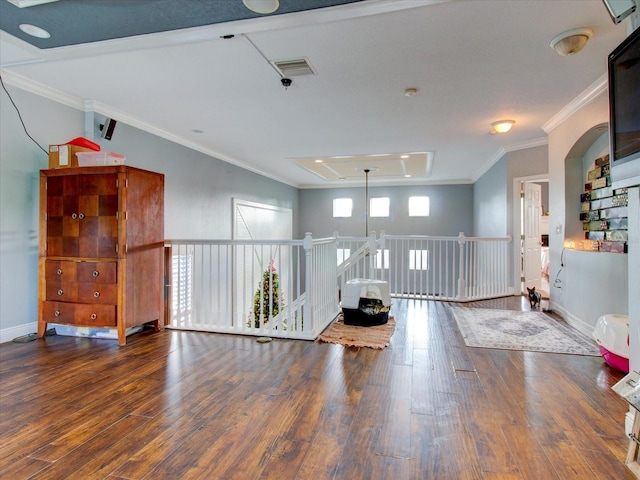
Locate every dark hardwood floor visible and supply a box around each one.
[0,297,634,479]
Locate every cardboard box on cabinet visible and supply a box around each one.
[48,144,94,169]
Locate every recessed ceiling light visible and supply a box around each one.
[243,0,279,14]
[314,159,323,163]
[19,23,50,38]
[404,174,412,178]
[400,155,409,159]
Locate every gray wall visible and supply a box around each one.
[0,84,298,340]
[299,184,474,239]
[1,85,84,341]
[473,155,507,237]
[505,145,549,238]
[96,118,299,240]
[472,145,548,292]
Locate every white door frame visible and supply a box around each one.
[512,174,548,295]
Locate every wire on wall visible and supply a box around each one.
[0,73,48,155]
[553,247,565,289]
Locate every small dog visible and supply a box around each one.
[527,286,542,309]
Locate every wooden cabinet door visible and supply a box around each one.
[46,174,119,258]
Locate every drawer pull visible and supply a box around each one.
[54,310,60,317]
[71,213,78,219]
[90,313,97,320]
[79,213,85,220]
[56,268,62,275]
[57,289,63,296]
[92,270,99,278]
[94,291,100,298]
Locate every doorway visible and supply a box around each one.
[516,176,549,299]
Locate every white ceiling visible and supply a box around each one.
[0,0,632,188]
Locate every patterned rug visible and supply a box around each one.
[450,307,600,356]
[317,315,395,349]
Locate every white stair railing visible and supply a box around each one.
[164,232,512,340]
[164,235,340,340]
[377,232,512,301]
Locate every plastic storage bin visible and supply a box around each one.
[593,313,629,373]
[75,151,125,166]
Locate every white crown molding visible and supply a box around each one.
[473,147,506,183]
[541,73,607,133]
[84,101,297,188]
[0,68,83,109]
[471,136,548,183]
[0,70,297,187]
[504,136,548,153]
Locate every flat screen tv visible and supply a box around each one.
[608,25,640,189]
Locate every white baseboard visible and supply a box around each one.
[0,322,38,345]
[547,301,594,338]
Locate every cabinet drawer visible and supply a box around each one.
[46,282,117,304]
[77,261,117,283]
[46,260,116,284]
[43,301,117,327]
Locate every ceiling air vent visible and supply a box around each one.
[271,58,315,77]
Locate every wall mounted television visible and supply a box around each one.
[608,25,640,189]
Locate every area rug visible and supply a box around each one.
[317,315,395,349]
[450,307,600,356]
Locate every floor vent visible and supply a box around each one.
[271,58,315,77]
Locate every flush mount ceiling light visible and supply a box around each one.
[404,88,418,97]
[491,120,515,134]
[550,28,593,56]
[243,0,279,14]
[8,0,59,7]
[19,23,50,38]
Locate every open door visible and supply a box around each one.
[522,182,542,293]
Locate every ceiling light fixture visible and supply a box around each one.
[491,120,515,134]
[243,0,279,14]
[19,23,50,38]
[404,88,418,97]
[550,28,593,56]
[8,0,59,7]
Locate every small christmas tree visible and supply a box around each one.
[249,260,281,328]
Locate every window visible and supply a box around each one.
[333,198,353,217]
[409,249,429,270]
[409,196,430,216]
[370,197,390,217]
[374,249,389,269]
[337,248,351,265]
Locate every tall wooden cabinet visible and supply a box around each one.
[38,165,164,346]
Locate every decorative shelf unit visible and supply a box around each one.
[580,154,628,253]
[37,165,165,345]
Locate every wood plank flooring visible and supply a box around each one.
[0,297,634,479]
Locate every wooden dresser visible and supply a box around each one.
[37,165,164,345]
